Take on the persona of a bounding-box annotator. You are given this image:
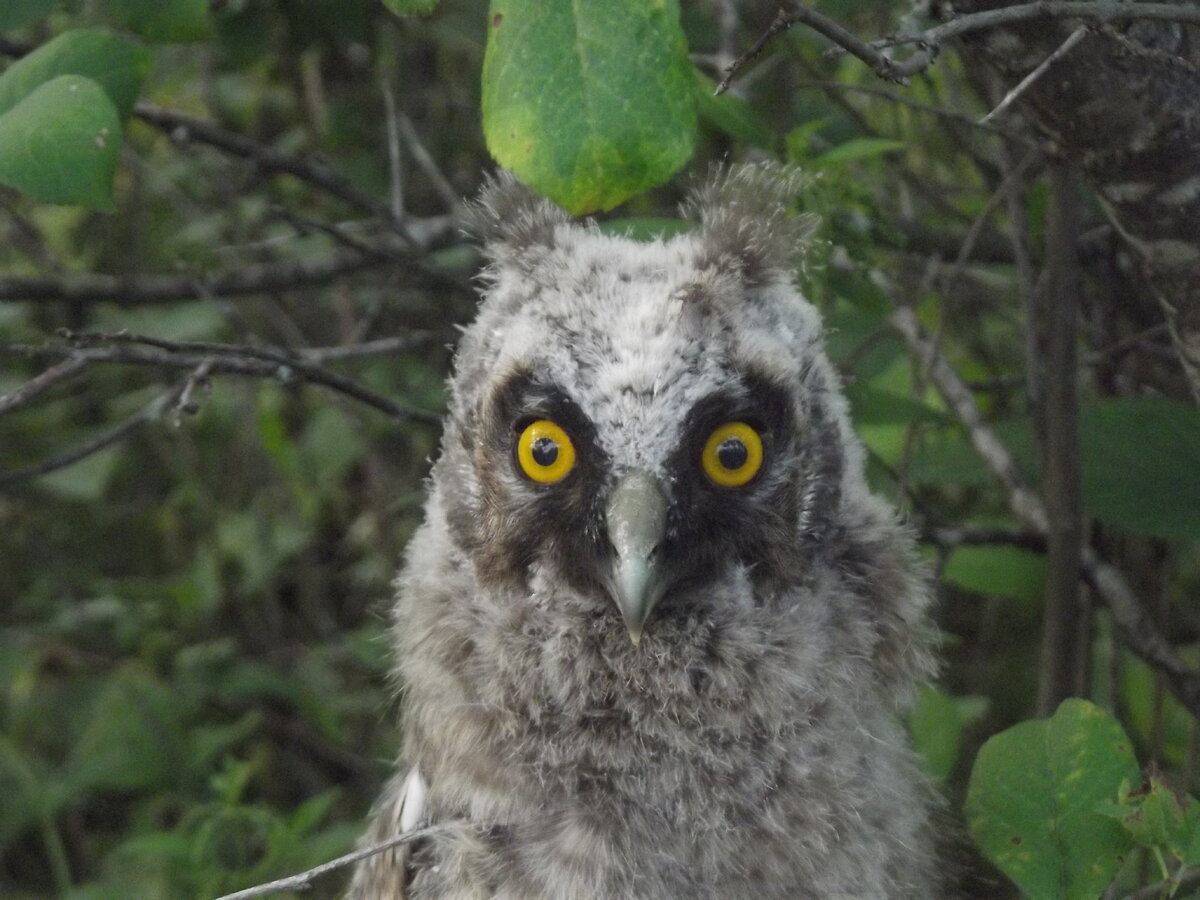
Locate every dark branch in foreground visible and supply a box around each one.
[718,1,1200,92]
[889,305,1200,720]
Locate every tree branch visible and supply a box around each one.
[212,824,448,900]
[0,355,89,415]
[889,305,1200,720]
[0,234,457,305]
[0,385,186,487]
[133,103,411,237]
[718,1,1200,92]
[0,334,442,429]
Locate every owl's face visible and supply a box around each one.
[439,169,853,644]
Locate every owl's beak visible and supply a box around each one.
[605,470,668,645]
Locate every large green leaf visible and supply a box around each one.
[0,75,122,210]
[0,29,151,120]
[0,0,55,30]
[966,699,1139,900]
[102,0,212,42]
[482,0,695,213]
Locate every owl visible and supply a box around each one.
[348,164,941,899]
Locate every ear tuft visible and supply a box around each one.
[681,163,816,282]
[461,171,571,263]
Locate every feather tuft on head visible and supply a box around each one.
[461,171,570,265]
[681,163,816,282]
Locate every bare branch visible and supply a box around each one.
[212,824,448,900]
[0,232,460,306]
[1,335,442,426]
[906,2,1200,50]
[133,103,409,235]
[0,355,89,415]
[719,1,1200,93]
[792,78,1042,147]
[0,385,185,487]
[889,305,1200,720]
[980,25,1088,124]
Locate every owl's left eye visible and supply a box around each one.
[515,419,577,483]
[701,422,764,487]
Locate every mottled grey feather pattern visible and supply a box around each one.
[349,164,941,899]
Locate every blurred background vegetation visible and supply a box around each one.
[1,1,1198,897]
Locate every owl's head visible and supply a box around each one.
[436,165,872,645]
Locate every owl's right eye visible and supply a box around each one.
[515,419,576,483]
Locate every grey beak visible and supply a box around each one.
[605,470,668,645]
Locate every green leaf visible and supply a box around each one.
[482,0,695,213]
[382,0,442,15]
[966,699,1139,900]
[67,665,186,793]
[845,383,948,427]
[908,687,988,781]
[815,138,905,165]
[102,0,212,42]
[0,76,121,209]
[1080,397,1200,541]
[0,0,55,30]
[0,29,152,120]
[691,68,775,150]
[941,545,1046,604]
[1109,777,1190,852]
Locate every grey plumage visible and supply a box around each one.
[349,164,941,899]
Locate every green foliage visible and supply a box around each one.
[1,1,1197,898]
[966,700,1140,899]
[481,0,695,213]
[0,0,54,30]
[0,76,121,209]
[101,0,213,43]
[0,29,150,209]
[0,30,151,120]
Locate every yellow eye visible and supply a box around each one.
[701,422,763,487]
[516,419,577,483]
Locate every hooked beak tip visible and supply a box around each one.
[606,469,668,647]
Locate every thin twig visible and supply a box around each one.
[0,355,89,415]
[0,385,185,487]
[0,230,461,305]
[397,112,461,213]
[719,1,1200,93]
[980,25,1089,124]
[1124,864,1200,900]
[791,78,1042,147]
[133,103,411,239]
[1,339,441,426]
[212,824,447,900]
[941,146,1042,292]
[715,7,794,94]
[893,2,1200,50]
[889,305,1200,720]
[381,78,406,222]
